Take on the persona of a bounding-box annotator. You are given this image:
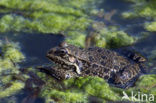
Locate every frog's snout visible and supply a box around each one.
[47,50,53,55]
[46,50,54,58]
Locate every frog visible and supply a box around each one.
[44,42,147,88]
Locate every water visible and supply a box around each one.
[0,33,64,103]
[3,32,64,67]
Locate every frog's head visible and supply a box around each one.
[47,42,84,74]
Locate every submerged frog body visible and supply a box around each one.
[46,42,146,88]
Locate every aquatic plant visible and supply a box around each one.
[95,27,135,48]
[87,23,135,48]
[0,0,136,48]
[66,31,86,47]
[40,74,156,103]
[145,21,156,32]
[123,0,156,32]
[0,41,25,98]
[40,76,120,103]
[0,0,95,34]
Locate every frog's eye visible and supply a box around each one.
[60,49,67,54]
[59,42,68,47]
[56,48,68,56]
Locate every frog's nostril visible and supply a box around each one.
[48,50,53,54]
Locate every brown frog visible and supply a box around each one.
[44,42,146,88]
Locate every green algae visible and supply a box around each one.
[123,0,156,18]
[123,0,156,32]
[41,77,120,103]
[0,0,136,48]
[145,21,156,32]
[0,13,90,33]
[112,74,156,102]
[0,0,94,34]
[39,74,156,103]
[132,75,156,93]
[72,77,120,101]
[42,89,88,103]
[2,42,25,63]
[90,25,135,48]
[100,29,134,48]
[0,41,25,98]
[0,42,24,72]
[0,82,24,98]
[66,31,86,47]
[38,73,88,103]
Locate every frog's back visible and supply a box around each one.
[82,47,145,88]
[86,47,132,70]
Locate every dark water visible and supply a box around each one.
[4,32,65,67]
[16,33,64,67]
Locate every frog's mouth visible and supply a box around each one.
[47,53,81,74]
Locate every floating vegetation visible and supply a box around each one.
[0,0,136,48]
[89,24,135,48]
[0,0,95,34]
[123,0,156,32]
[0,41,25,98]
[40,76,120,103]
[39,75,156,103]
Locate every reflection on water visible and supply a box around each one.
[11,33,64,67]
